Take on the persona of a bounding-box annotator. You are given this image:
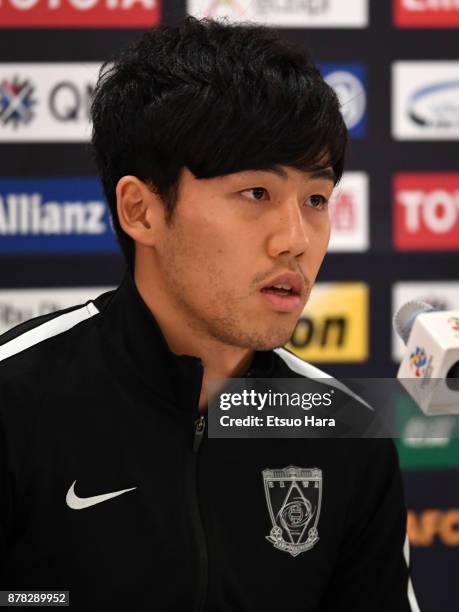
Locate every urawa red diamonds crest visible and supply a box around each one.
[262,466,322,557]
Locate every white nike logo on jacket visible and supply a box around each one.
[66,480,137,510]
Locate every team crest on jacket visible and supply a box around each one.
[262,466,322,557]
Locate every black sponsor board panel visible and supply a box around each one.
[403,469,459,612]
[0,0,457,377]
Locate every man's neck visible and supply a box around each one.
[134,268,255,412]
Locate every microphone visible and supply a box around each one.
[393,301,459,415]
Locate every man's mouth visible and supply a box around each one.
[260,284,296,297]
[260,272,304,296]
[259,273,305,313]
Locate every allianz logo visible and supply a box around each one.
[0,193,109,235]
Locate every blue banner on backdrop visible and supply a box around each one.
[319,63,367,139]
[0,178,119,254]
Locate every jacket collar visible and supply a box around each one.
[98,270,276,410]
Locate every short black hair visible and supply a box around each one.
[91,16,347,269]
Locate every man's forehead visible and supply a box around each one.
[231,165,336,184]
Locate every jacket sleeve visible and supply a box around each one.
[0,411,11,581]
[317,439,421,612]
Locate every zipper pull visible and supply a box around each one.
[193,415,206,453]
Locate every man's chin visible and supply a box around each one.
[244,329,294,352]
[207,316,295,352]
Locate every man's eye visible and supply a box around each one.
[241,187,267,201]
[307,194,328,210]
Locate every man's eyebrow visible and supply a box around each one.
[249,166,336,183]
[308,167,336,183]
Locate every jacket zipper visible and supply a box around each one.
[190,414,208,612]
[193,414,206,452]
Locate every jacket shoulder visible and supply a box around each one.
[0,288,116,381]
[273,347,332,379]
[272,347,396,463]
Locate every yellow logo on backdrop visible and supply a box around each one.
[408,510,459,547]
[286,283,369,363]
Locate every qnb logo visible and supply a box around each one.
[408,80,459,129]
[0,65,100,142]
[0,77,36,129]
[49,81,93,123]
[0,194,107,235]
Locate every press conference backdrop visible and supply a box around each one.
[0,1,458,610]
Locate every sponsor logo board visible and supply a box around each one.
[187,0,369,28]
[0,178,119,253]
[328,172,369,252]
[394,173,459,251]
[287,282,369,362]
[319,63,367,139]
[404,470,459,547]
[0,288,114,336]
[403,470,459,612]
[392,281,459,361]
[408,506,459,547]
[395,395,459,470]
[0,63,101,142]
[394,0,459,28]
[392,61,459,140]
[0,0,160,28]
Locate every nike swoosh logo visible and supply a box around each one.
[66,480,137,510]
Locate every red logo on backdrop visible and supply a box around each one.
[0,0,160,28]
[329,190,357,231]
[394,0,459,28]
[394,174,459,251]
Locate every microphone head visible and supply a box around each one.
[393,300,436,346]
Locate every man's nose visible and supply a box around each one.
[266,199,310,260]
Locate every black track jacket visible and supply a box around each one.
[0,272,420,611]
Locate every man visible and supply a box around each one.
[0,16,420,612]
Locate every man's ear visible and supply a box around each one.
[115,176,162,247]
